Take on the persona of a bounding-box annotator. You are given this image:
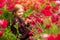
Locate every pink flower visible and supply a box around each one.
[0,10,2,15]
[52,6,58,13]
[51,14,58,23]
[23,6,28,11]
[37,28,42,33]
[38,0,44,3]
[0,0,5,8]
[7,2,15,11]
[41,34,49,38]
[28,31,33,35]
[46,24,51,28]
[15,0,21,4]
[0,31,3,37]
[28,14,33,19]
[45,4,51,10]
[41,9,52,16]
[58,9,60,13]
[55,34,60,40]
[0,19,8,28]
[1,19,8,28]
[0,3,4,8]
[48,0,56,2]
[47,35,55,40]
[30,20,35,25]
[0,20,3,25]
[35,18,44,24]
[55,1,60,5]
[41,4,53,16]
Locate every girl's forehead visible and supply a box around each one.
[18,8,24,12]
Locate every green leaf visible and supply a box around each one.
[23,8,34,18]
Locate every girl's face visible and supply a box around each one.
[14,8,24,18]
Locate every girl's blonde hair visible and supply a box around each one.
[12,4,24,14]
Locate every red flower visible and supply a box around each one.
[15,0,21,4]
[35,18,44,24]
[55,34,60,40]
[28,14,33,19]
[41,4,52,16]
[47,35,55,40]
[0,3,4,8]
[28,31,33,35]
[45,4,51,10]
[23,6,28,11]
[0,10,2,15]
[1,20,8,28]
[0,19,8,28]
[52,6,58,13]
[30,20,35,25]
[46,24,51,28]
[0,0,5,8]
[41,9,52,16]
[38,0,44,3]
[51,14,58,23]
[37,28,42,33]
[0,31,3,37]
[7,2,15,11]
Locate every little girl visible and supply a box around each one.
[11,4,32,40]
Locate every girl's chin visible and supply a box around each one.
[18,15,23,18]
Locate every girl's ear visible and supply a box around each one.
[14,12,16,15]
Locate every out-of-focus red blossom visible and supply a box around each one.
[15,0,21,4]
[47,35,55,40]
[0,31,3,37]
[0,3,4,8]
[33,14,38,18]
[58,9,60,13]
[23,6,28,11]
[34,2,39,8]
[30,20,35,25]
[52,6,58,13]
[7,2,15,11]
[35,18,44,24]
[51,14,58,23]
[41,9,52,16]
[46,24,51,28]
[41,4,53,16]
[45,4,51,10]
[28,14,33,19]
[1,20,8,28]
[37,28,42,33]
[0,20,3,25]
[0,19,8,28]
[55,34,60,40]
[0,0,6,8]
[38,0,44,3]
[48,0,56,2]
[22,0,27,3]
[6,0,14,3]
[28,31,33,35]
[0,10,2,15]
